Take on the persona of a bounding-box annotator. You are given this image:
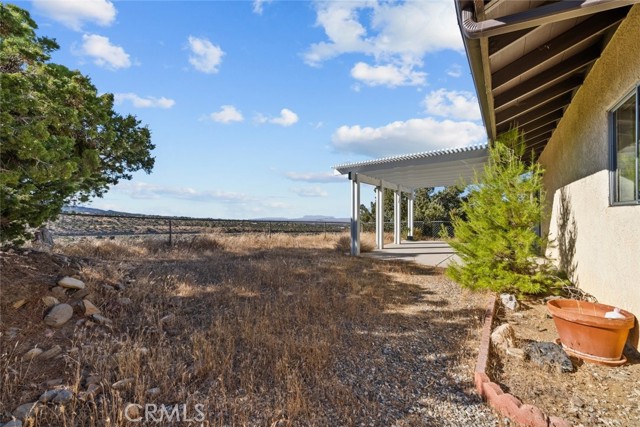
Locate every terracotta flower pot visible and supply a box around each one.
[547,299,635,366]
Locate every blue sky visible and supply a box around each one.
[19,0,486,219]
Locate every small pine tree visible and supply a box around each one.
[446,129,553,295]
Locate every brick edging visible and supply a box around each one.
[474,293,571,427]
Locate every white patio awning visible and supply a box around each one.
[332,144,489,191]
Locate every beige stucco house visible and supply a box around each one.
[455,0,640,347]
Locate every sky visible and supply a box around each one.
[17,0,487,219]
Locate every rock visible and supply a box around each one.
[491,323,517,351]
[39,389,60,403]
[13,299,27,309]
[58,277,85,290]
[70,289,91,300]
[569,395,585,413]
[23,348,43,360]
[118,297,132,305]
[525,341,574,373]
[100,283,115,292]
[13,402,40,420]
[43,303,73,327]
[112,378,134,390]
[38,345,62,360]
[146,387,160,397]
[506,347,525,359]
[4,419,24,427]
[500,293,519,311]
[52,389,73,404]
[50,287,67,300]
[92,314,112,326]
[82,300,100,316]
[42,296,60,308]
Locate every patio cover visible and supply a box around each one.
[333,144,489,192]
[333,144,488,255]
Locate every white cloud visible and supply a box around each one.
[32,0,116,31]
[423,89,481,121]
[256,108,299,127]
[188,36,224,74]
[304,0,462,67]
[271,108,299,127]
[210,105,244,124]
[252,0,272,15]
[350,62,426,87]
[114,93,175,109]
[291,186,329,198]
[332,117,486,157]
[447,64,463,78]
[285,172,344,183]
[117,182,250,203]
[80,34,131,69]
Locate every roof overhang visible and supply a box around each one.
[456,0,639,161]
[333,145,488,192]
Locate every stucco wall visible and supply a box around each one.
[539,5,640,346]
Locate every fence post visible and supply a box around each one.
[168,219,173,245]
[323,221,327,239]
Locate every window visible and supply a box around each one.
[610,85,639,204]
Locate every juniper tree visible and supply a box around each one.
[446,129,553,294]
[0,5,155,243]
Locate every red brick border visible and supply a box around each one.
[474,294,571,427]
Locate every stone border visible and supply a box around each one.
[473,294,571,427]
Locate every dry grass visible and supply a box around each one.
[1,233,492,426]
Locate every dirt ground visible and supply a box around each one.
[490,299,640,427]
[0,234,499,426]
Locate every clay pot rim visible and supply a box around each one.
[547,299,635,329]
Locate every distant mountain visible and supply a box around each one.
[254,215,349,223]
[61,206,142,216]
[61,206,350,222]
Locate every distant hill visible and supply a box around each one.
[61,206,142,216]
[254,215,349,223]
[62,207,349,222]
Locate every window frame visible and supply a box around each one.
[609,83,640,206]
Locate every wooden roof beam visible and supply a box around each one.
[495,76,582,125]
[491,8,627,89]
[493,45,600,109]
[501,94,571,129]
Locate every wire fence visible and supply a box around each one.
[48,213,453,243]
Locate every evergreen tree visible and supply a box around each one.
[446,129,553,295]
[0,5,155,243]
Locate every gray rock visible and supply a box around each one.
[3,420,23,427]
[38,345,62,360]
[118,297,132,305]
[491,323,517,351]
[525,341,575,373]
[52,389,73,404]
[58,277,85,290]
[500,293,519,311]
[13,402,40,420]
[43,303,73,327]
[39,389,60,403]
[70,288,91,300]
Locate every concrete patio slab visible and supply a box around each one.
[363,240,460,267]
